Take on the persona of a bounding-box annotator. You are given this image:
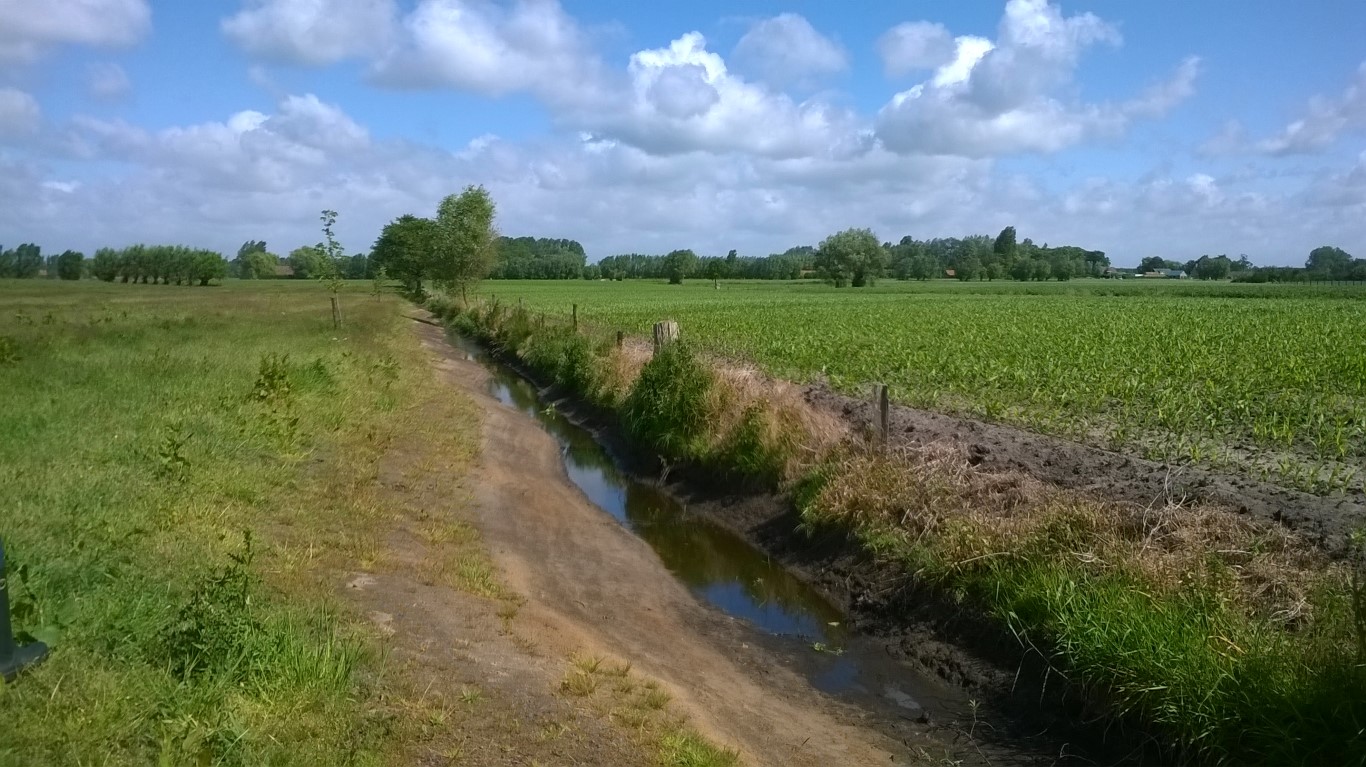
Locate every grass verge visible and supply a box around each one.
[0,280,463,765]
[436,291,1366,766]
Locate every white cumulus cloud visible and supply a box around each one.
[1256,62,1366,155]
[0,0,150,63]
[0,87,41,139]
[875,0,1196,157]
[368,0,599,100]
[222,0,396,66]
[87,62,132,101]
[731,14,847,87]
[877,22,957,78]
[579,32,865,159]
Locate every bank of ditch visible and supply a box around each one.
[428,292,1366,767]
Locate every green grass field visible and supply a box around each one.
[0,280,446,765]
[481,278,1366,494]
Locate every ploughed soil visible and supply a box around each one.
[806,384,1366,555]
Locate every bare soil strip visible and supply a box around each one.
[365,320,951,766]
[807,385,1366,554]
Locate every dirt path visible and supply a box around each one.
[415,320,928,766]
[344,319,955,765]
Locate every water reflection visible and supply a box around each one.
[455,335,867,694]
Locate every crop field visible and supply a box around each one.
[481,279,1366,495]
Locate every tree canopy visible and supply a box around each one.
[815,228,888,287]
[432,185,498,300]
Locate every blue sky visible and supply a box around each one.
[1,1,1363,267]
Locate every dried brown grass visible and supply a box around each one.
[807,441,1335,624]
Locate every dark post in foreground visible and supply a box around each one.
[572,304,578,332]
[872,384,890,445]
[0,541,49,682]
[330,297,342,330]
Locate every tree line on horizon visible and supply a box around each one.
[4,213,1361,287]
[0,243,228,285]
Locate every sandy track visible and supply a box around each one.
[415,321,917,766]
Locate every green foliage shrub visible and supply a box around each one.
[623,342,714,459]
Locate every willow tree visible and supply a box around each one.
[433,185,498,302]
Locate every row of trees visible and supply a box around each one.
[90,245,228,285]
[1,244,88,280]
[491,238,587,279]
[370,186,499,298]
[229,240,377,281]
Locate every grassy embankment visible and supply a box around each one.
[431,289,1366,766]
[0,280,737,767]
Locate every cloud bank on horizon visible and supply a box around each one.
[0,0,1363,266]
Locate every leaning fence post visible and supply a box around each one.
[652,321,679,355]
[872,383,890,445]
[0,541,49,682]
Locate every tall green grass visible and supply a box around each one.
[0,281,414,765]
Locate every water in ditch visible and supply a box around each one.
[451,334,952,710]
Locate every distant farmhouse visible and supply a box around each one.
[1141,269,1189,279]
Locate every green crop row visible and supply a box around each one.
[482,279,1366,495]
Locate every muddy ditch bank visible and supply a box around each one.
[445,329,1152,766]
[808,385,1366,556]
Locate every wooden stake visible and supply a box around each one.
[616,330,625,349]
[330,296,342,329]
[572,303,578,332]
[652,321,679,354]
[873,383,890,445]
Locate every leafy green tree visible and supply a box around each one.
[1051,257,1073,281]
[56,250,84,280]
[1030,258,1052,281]
[664,249,697,284]
[815,228,888,287]
[233,240,268,277]
[91,248,119,281]
[433,186,498,301]
[191,251,228,285]
[319,210,346,293]
[1192,255,1233,280]
[372,214,436,293]
[288,245,329,279]
[956,254,983,281]
[241,250,278,279]
[12,243,42,278]
[992,226,1017,268]
[1139,256,1180,273]
[1306,246,1352,278]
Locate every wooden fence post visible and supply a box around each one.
[616,330,624,349]
[572,304,578,332]
[330,297,342,330]
[873,383,890,445]
[652,321,679,354]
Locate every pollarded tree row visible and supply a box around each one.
[91,245,228,286]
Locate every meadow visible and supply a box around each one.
[0,280,451,764]
[481,278,1366,495]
